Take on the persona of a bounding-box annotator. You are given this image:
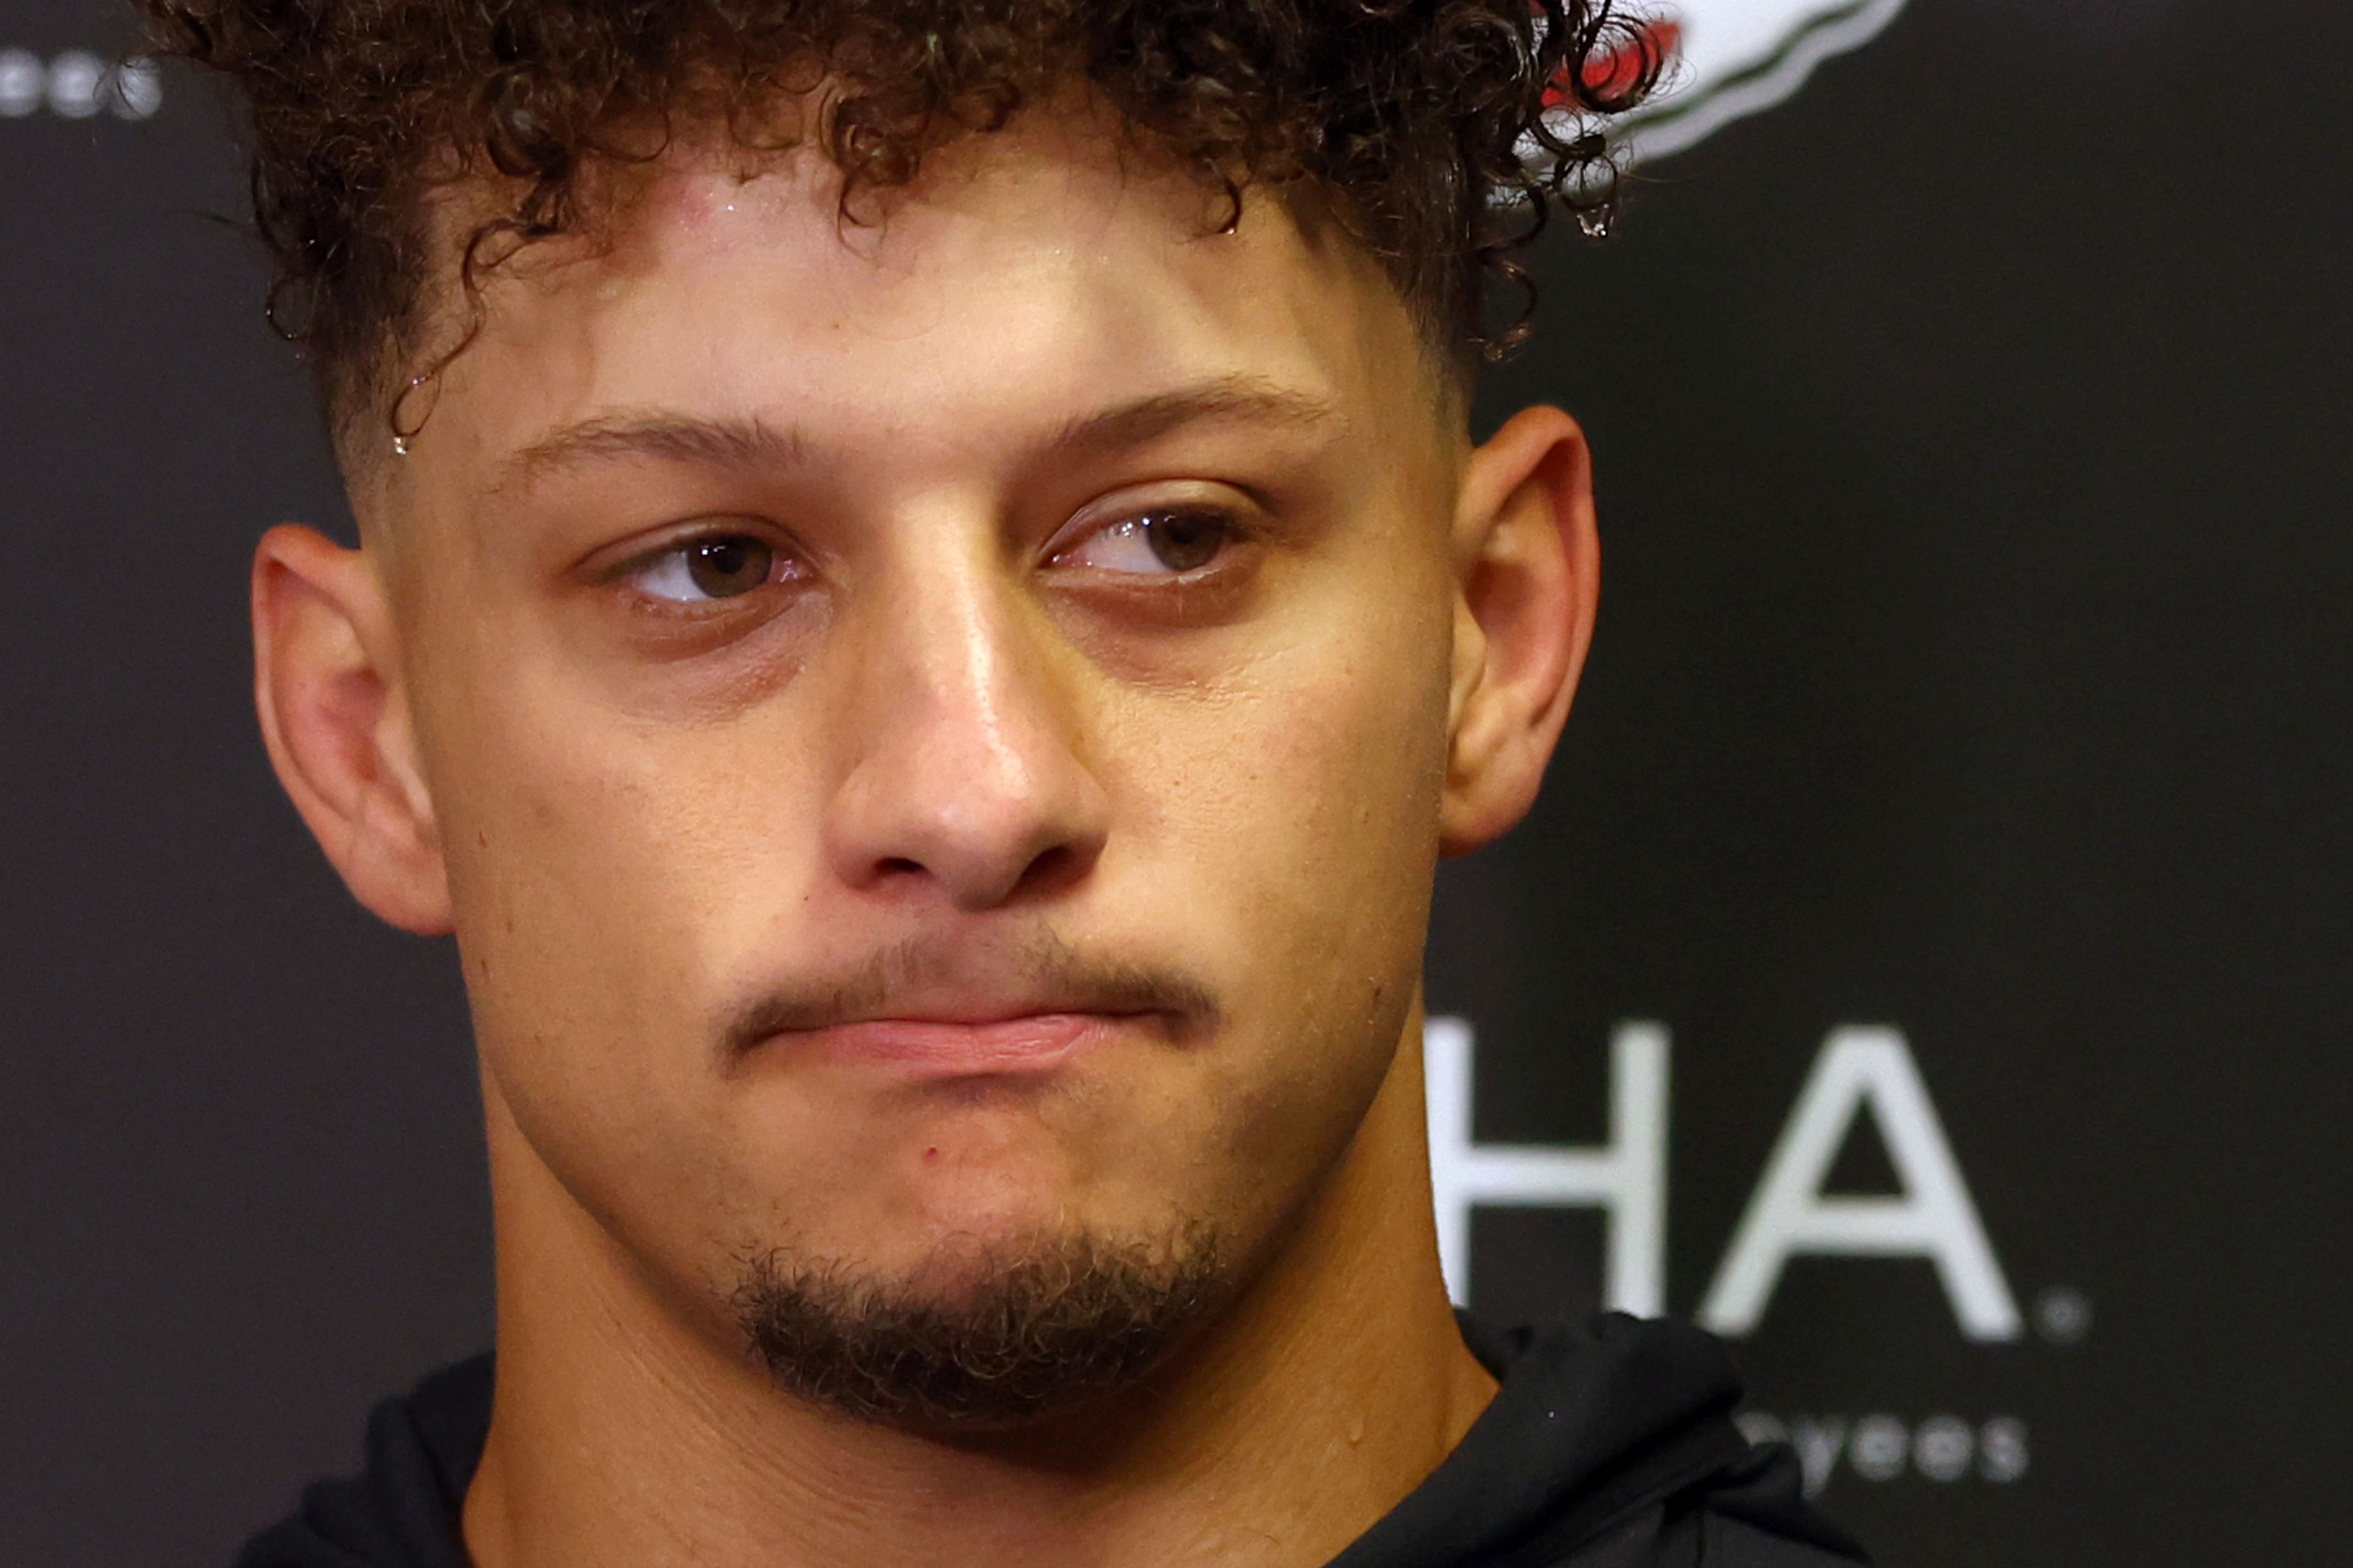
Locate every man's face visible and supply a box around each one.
[374,114,1468,1392]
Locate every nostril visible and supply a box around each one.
[877,855,925,877]
[1015,842,1091,899]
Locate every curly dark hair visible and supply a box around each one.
[143,0,1662,441]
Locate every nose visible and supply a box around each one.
[821,544,1110,912]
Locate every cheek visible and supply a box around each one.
[421,639,820,1145]
[1113,623,1453,1224]
[1232,572,1453,869]
[433,702,848,1274]
[1110,570,1456,1026]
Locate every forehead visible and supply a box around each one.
[398,112,1439,496]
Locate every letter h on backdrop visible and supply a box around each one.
[1422,1018,2021,1341]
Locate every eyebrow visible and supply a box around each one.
[1047,376,1343,452]
[488,374,1339,498]
[490,412,808,499]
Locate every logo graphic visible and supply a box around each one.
[1555,0,1911,168]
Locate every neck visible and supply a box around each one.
[463,1018,1494,1568]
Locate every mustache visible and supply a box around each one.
[720,927,1223,1056]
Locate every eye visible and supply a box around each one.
[625,534,781,602]
[1061,508,1233,576]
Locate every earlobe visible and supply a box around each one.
[252,524,453,934]
[1438,406,1601,857]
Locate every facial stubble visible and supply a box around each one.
[732,1221,1230,1431]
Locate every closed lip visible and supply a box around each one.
[777,1010,1151,1079]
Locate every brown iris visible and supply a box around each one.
[686,536,773,599]
[1142,511,1226,572]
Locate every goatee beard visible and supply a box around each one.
[732,1226,1229,1431]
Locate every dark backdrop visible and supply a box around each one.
[4,0,2347,1561]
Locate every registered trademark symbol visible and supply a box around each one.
[2034,1285,2092,1345]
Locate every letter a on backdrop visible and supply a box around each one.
[1699,1027,2021,1341]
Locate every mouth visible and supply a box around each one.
[751,1006,1181,1082]
[721,944,1219,1080]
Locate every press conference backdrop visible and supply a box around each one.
[5,0,2347,1560]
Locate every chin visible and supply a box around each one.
[857,1096,1140,1243]
[729,1212,1233,1431]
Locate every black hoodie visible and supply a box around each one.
[233,1314,1868,1567]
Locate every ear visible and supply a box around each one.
[1439,406,1601,856]
[251,524,453,934]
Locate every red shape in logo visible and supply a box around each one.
[1545,17,1682,110]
